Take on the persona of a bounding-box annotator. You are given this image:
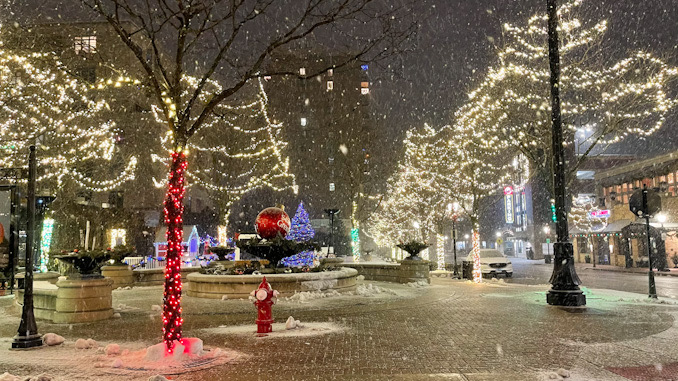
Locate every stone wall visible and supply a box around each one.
[133,267,202,286]
[343,260,431,284]
[15,278,113,324]
[186,267,358,299]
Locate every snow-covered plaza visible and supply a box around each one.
[2,277,678,380]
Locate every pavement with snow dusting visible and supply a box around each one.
[1,276,677,380]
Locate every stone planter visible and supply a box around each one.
[101,265,134,289]
[53,277,113,324]
[398,260,431,284]
[320,257,344,270]
[186,267,358,299]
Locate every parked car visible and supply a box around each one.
[465,249,513,278]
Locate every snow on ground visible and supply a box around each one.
[201,321,344,339]
[0,337,244,380]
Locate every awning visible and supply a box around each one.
[569,219,633,235]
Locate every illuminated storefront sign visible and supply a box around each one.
[504,186,514,224]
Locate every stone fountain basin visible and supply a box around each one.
[186,267,358,299]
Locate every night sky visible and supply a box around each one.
[5,0,678,153]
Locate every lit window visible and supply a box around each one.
[264,75,272,81]
[328,69,333,76]
[301,117,307,126]
[361,81,369,88]
[327,81,333,90]
[299,67,306,76]
[329,183,335,192]
[74,36,97,54]
[328,157,334,164]
[361,88,369,95]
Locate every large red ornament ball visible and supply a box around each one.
[255,207,291,239]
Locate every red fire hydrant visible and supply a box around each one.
[251,277,279,334]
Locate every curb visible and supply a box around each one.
[585,266,678,277]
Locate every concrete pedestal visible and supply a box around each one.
[53,278,113,324]
[101,265,134,289]
[398,260,431,284]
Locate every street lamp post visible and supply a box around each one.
[545,0,586,307]
[324,209,340,255]
[447,202,460,278]
[12,146,43,349]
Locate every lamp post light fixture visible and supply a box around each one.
[448,202,460,278]
[545,0,586,307]
[323,209,340,256]
[657,213,667,229]
[12,146,43,349]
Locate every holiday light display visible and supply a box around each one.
[109,228,127,248]
[569,197,609,234]
[0,26,137,192]
[162,151,187,352]
[287,201,315,242]
[351,228,360,262]
[368,125,450,247]
[436,234,445,271]
[150,78,296,202]
[456,0,678,171]
[471,230,482,283]
[39,218,54,272]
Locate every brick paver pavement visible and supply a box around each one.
[0,277,675,380]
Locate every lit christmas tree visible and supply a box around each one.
[287,201,315,242]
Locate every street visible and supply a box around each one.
[509,257,678,299]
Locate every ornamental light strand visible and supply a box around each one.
[0,26,137,192]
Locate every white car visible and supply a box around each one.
[466,249,513,278]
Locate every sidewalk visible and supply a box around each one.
[582,263,678,277]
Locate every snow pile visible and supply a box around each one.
[301,278,338,291]
[150,305,162,312]
[221,295,228,301]
[285,316,303,330]
[0,373,53,381]
[356,275,365,281]
[408,280,429,288]
[286,289,340,303]
[204,322,344,338]
[544,368,571,379]
[104,344,121,356]
[356,283,398,296]
[75,338,97,349]
[114,303,139,312]
[144,338,204,362]
[42,333,65,346]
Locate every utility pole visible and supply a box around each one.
[545,0,586,307]
[12,146,43,349]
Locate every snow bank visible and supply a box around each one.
[408,280,429,288]
[285,316,302,330]
[203,322,344,338]
[286,289,341,303]
[301,278,338,291]
[356,283,398,296]
[42,333,64,346]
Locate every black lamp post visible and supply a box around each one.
[545,0,586,307]
[324,209,340,255]
[12,145,42,349]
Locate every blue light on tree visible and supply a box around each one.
[286,201,315,242]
